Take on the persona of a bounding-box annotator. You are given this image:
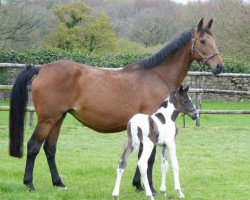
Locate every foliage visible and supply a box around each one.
[0,47,144,67]
[46,2,117,54]
[0,47,249,73]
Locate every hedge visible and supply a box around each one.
[0,48,249,83]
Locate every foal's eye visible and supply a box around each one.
[200,39,206,44]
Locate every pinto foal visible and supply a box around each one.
[112,85,199,200]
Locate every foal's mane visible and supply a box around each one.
[139,28,194,70]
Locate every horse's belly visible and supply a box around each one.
[69,107,129,133]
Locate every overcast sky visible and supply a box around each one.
[172,0,250,4]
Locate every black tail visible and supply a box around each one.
[9,65,39,158]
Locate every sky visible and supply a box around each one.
[172,0,250,4]
[172,0,207,4]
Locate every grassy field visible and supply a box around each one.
[0,101,249,200]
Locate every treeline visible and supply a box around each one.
[0,0,249,63]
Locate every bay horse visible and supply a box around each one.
[112,85,199,200]
[9,18,223,192]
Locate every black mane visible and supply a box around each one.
[139,29,194,69]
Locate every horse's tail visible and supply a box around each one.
[9,64,39,158]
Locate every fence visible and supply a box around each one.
[1,63,250,127]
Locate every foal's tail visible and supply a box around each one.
[9,65,39,158]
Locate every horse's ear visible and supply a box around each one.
[184,85,189,93]
[206,19,213,29]
[197,18,204,31]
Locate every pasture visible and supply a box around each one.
[0,101,249,200]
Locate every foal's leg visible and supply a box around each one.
[43,114,66,189]
[23,118,57,191]
[137,137,155,200]
[168,141,185,198]
[132,144,157,193]
[160,146,169,196]
[112,138,133,199]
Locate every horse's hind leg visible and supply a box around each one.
[23,118,57,191]
[43,114,66,189]
[112,137,133,199]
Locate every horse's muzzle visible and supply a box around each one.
[212,64,224,75]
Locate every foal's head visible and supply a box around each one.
[171,85,199,120]
[192,18,224,74]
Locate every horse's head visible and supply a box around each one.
[192,18,224,75]
[174,85,199,120]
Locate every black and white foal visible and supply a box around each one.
[112,85,199,200]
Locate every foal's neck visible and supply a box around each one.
[158,96,180,122]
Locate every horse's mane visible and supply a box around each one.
[139,28,194,70]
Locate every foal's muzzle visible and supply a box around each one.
[191,110,199,121]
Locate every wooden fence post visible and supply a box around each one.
[194,75,203,126]
[28,89,34,127]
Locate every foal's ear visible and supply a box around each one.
[206,19,213,29]
[183,85,189,93]
[197,18,204,31]
[178,85,184,93]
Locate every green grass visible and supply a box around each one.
[0,101,250,199]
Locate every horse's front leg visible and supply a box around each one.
[168,141,185,198]
[138,137,155,200]
[160,146,168,196]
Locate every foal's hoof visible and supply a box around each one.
[147,195,155,200]
[176,189,185,199]
[132,181,144,192]
[150,185,157,196]
[160,190,166,197]
[112,195,119,200]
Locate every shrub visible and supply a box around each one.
[0,47,249,72]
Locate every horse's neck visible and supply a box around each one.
[153,44,193,91]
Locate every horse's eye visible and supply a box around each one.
[200,39,206,44]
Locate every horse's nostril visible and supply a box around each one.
[217,64,224,70]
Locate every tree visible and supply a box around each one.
[46,2,117,54]
[0,0,55,49]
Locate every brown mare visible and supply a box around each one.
[9,18,223,192]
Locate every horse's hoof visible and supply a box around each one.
[54,181,67,190]
[24,181,35,192]
[58,186,68,190]
[27,184,35,192]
